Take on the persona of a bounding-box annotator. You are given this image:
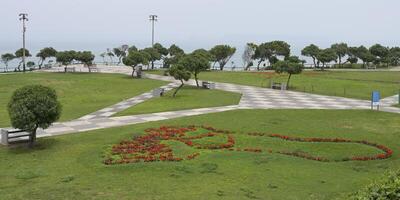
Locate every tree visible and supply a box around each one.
[142,47,161,69]
[168,44,184,56]
[388,47,400,66]
[254,41,291,70]
[253,43,272,70]
[100,52,106,64]
[301,44,320,68]
[27,61,35,69]
[242,43,257,71]
[15,48,31,71]
[331,43,348,67]
[122,51,149,78]
[75,51,95,67]
[113,47,126,65]
[153,43,169,67]
[56,51,76,72]
[1,53,15,72]
[356,46,375,68]
[128,45,138,52]
[316,48,336,70]
[209,45,236,70]
[106,49,114,65]
[7,85,61,147]
[36,47,57,69]
[179,50,211,87]
[163,44,185,68]
[347,47,359,64]
[167,64,191,97]
[273,57,303,88]
[369,44,390,67]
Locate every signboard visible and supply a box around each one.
[371,91,380,110]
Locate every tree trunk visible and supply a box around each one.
[338,56,342,68]
[131,66,136,78]
[257,60,262,71]
[118,57,122,65]
[312,57,316,68]
[173,80,184,97]
[321,63,325,71]
[286,73,292,89]
[219,62,224,71]
[194,73,199,87]
[28,126,38,148]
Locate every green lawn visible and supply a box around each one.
[148,70,400,100]
[0,72,166,127]
[1,109,399,199]
[115,85,241,116]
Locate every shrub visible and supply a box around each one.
[348,170,400,200]
[7,85,62,147]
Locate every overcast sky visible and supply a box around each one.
[1,0,400,58]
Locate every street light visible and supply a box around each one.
[149,15,158,47]
[19,13,28,72]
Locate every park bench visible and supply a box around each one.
[152,88,165,97]
[366,66,377,70]
[202,81,216,89]
[65,67,76,73]
[1,129,31,145]
[271,82,287,90]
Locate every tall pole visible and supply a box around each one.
[149,15,158,47]
[19,13,28,72]
[149,15,158,69]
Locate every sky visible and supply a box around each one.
[1,0,400,66]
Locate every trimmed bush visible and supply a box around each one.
[7,85,62,147]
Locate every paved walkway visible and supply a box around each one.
[2,65,400,141]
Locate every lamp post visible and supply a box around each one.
[19,13,28,72]
[149,15,158,47]
[149,15,158,69]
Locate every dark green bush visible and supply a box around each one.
[8,85,62,147]
[348,170,400,200]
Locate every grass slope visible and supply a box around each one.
[1,109,400,200]
[148,70,400,100]
[115,85,241,116]
[0,72,166,127]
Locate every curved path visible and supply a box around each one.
[2,65,400,140]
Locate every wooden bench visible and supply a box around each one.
[202,81,216,89]
[271,82,287,90]
[152,88,165,97]
[1,129,31,145]
[366,66,377,70]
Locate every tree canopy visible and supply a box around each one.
[168,63,191,97]
[123,50,149,78]
[7,85,61,147]
[209,44,236,70]
[301,44,320,67]
[1,53,15,70]
[316,48,337,70]
[331,43,348,67]
[179,50,211,87]
[36,47,57,68]
[273,56,303,87]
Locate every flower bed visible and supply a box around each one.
[248,132,393,162]
[103,126,393,165]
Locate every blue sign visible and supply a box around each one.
[372,91,380,106]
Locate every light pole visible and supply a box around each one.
[149,15,158,69]
[19,13,28,72]
[149,15,158,47]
